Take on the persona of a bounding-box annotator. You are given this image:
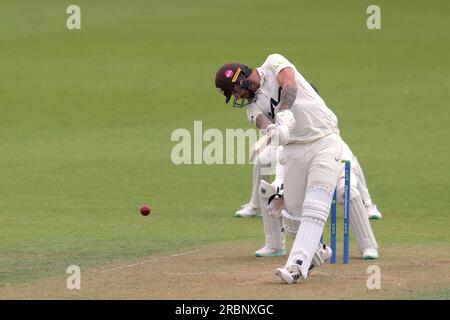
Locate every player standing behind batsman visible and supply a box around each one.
[216,53,347,284]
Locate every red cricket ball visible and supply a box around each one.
[140,205,151,216]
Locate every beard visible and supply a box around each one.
[246,89,255,101]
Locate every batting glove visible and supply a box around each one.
[276,109,296,129]
[267,124,290,146]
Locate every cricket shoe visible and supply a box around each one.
[255,246,286,257]
[276,265,304,284]
[362,247,379,259]
[234,203,261,218]
[367,204,382,220]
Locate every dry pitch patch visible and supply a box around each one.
[0,241,449,300]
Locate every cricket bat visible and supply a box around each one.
[249,130,276,163]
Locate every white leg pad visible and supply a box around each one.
[249,162,269,209]
[259,182,284,250]
[285,186,333,278]
[336,169,358,204]
[350,196,378,252]
[353,156,374,207]
[336,169,379,253]
[261,209,284,250]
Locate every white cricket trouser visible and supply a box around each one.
[280,133,342,277]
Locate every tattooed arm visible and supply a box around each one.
[277,67,297,111]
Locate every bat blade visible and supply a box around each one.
[249,131,274,163]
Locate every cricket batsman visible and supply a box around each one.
[215,53,373,284]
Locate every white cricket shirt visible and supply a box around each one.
[247,54,339,144]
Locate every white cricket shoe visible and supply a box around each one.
[367,204,382,220]
[255,246,286,257]
[276,265,303,284]
[234,203,261,218]
[362,247,379,259]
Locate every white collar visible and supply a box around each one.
[254,67,267,97]
[256,67,266,87]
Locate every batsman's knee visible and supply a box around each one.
[282,185,335,235]
[301,186,334,223]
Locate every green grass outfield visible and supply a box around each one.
[0,0,449,297]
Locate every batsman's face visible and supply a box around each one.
[231,86,254,108]
[232,86,250,100]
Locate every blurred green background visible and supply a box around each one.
[0,0,449,288]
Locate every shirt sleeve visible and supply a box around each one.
[265,54,295,76]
